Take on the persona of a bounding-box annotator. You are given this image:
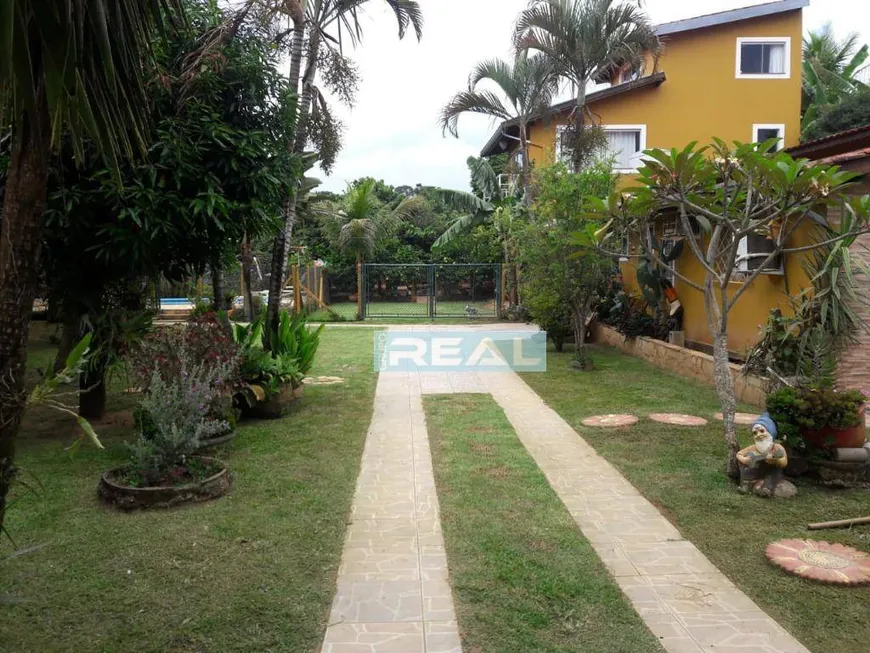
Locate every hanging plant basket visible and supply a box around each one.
[99,456,230,510]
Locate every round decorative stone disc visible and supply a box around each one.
[648,413,708,426]
[714,412,760,425]
[303,376,345,386]
[766,539,870,585]
[581,414,639,428]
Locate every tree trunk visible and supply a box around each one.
[54,308,82,373]
[572,86,588,173]
[519,123,531,203]
[79,363,107,419]
[0,90,51,530]
[571,303,593,370]
[266,5,307,337]
[712,329,740,478]
[211,263,227,311]
[241,237,255,320]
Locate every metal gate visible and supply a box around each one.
[362,263,501,319]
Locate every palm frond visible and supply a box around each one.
[432,188,494,214]
[440,90,511,137]
[0,0,185,168]
[432,213,491,248]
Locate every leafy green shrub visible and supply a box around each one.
[803,91,870,142]
[128,351,236,486]
[597,285,669,341]
[231,311,324,403]
[767,386,866,451]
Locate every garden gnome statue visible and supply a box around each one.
[737,413,797,498]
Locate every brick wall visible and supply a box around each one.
[837,231,870,392]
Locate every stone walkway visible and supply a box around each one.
[320,370,461,653]
[323,326,812,653]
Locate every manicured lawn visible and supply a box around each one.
[522,344,870,653]
[1,327,377,653]
[308,300,501,322]
[425,393,664,653]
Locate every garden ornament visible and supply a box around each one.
[736,412,797,498]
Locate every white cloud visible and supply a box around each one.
[315,0,870,192]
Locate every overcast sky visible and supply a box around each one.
[315,0,870,192]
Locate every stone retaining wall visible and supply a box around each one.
[592,323,767,407]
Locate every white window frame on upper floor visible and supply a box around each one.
[736,37,791,79]
[602,124,647,174]
[752,123,786,150]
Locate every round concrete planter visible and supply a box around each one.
[198,430,237,450]
[242,384,304,420]
[99,456,230,510]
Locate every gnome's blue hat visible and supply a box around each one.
[753,412,778,440]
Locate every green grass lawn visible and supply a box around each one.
[308,300,502,323]
[522,344,870,653]
[425,393,664,653]
[1,327,377,653]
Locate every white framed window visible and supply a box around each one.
[555,124,647,172]
[752,123,786,150]
[736,37,791,79]
[736,233,783,274]
[602,125,647,173]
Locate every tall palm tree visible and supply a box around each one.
[264,0,423,334]
[802,23,869,135]
[0,0,183,529]
[514,0,660,171]
[322,178,423,318]
[441,53,557,196]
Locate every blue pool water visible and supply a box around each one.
[159,297,195,307]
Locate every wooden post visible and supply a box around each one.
[293,265,303,315]
[356,261,363,321]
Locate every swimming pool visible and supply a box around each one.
[159,297,199,308]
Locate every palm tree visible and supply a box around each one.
[322,178,423,317]
[514,0,660,171]
[264,0,423,334]
[802,24,869,135]
[0,0,183,529]
[440,53,557,196]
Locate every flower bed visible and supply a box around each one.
[100,456,230,509]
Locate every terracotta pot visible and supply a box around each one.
[802,403,868,450]
[243,383,304,419]
[99,456,230,510]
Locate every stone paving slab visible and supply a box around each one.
[321,370,461,653]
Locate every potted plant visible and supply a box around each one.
[129,313,241,447]
[99,347,235,509]
[233,311,324,419]
[767,385,867,452]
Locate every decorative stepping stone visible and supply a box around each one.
[648,413,708,426]
[581,414,638,428]
[303,376,345,386]
[766,539,870,585]
[714,412,759,425]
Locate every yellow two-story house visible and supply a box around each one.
[481,0,811,356]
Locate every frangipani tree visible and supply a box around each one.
[587,140,870,476]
